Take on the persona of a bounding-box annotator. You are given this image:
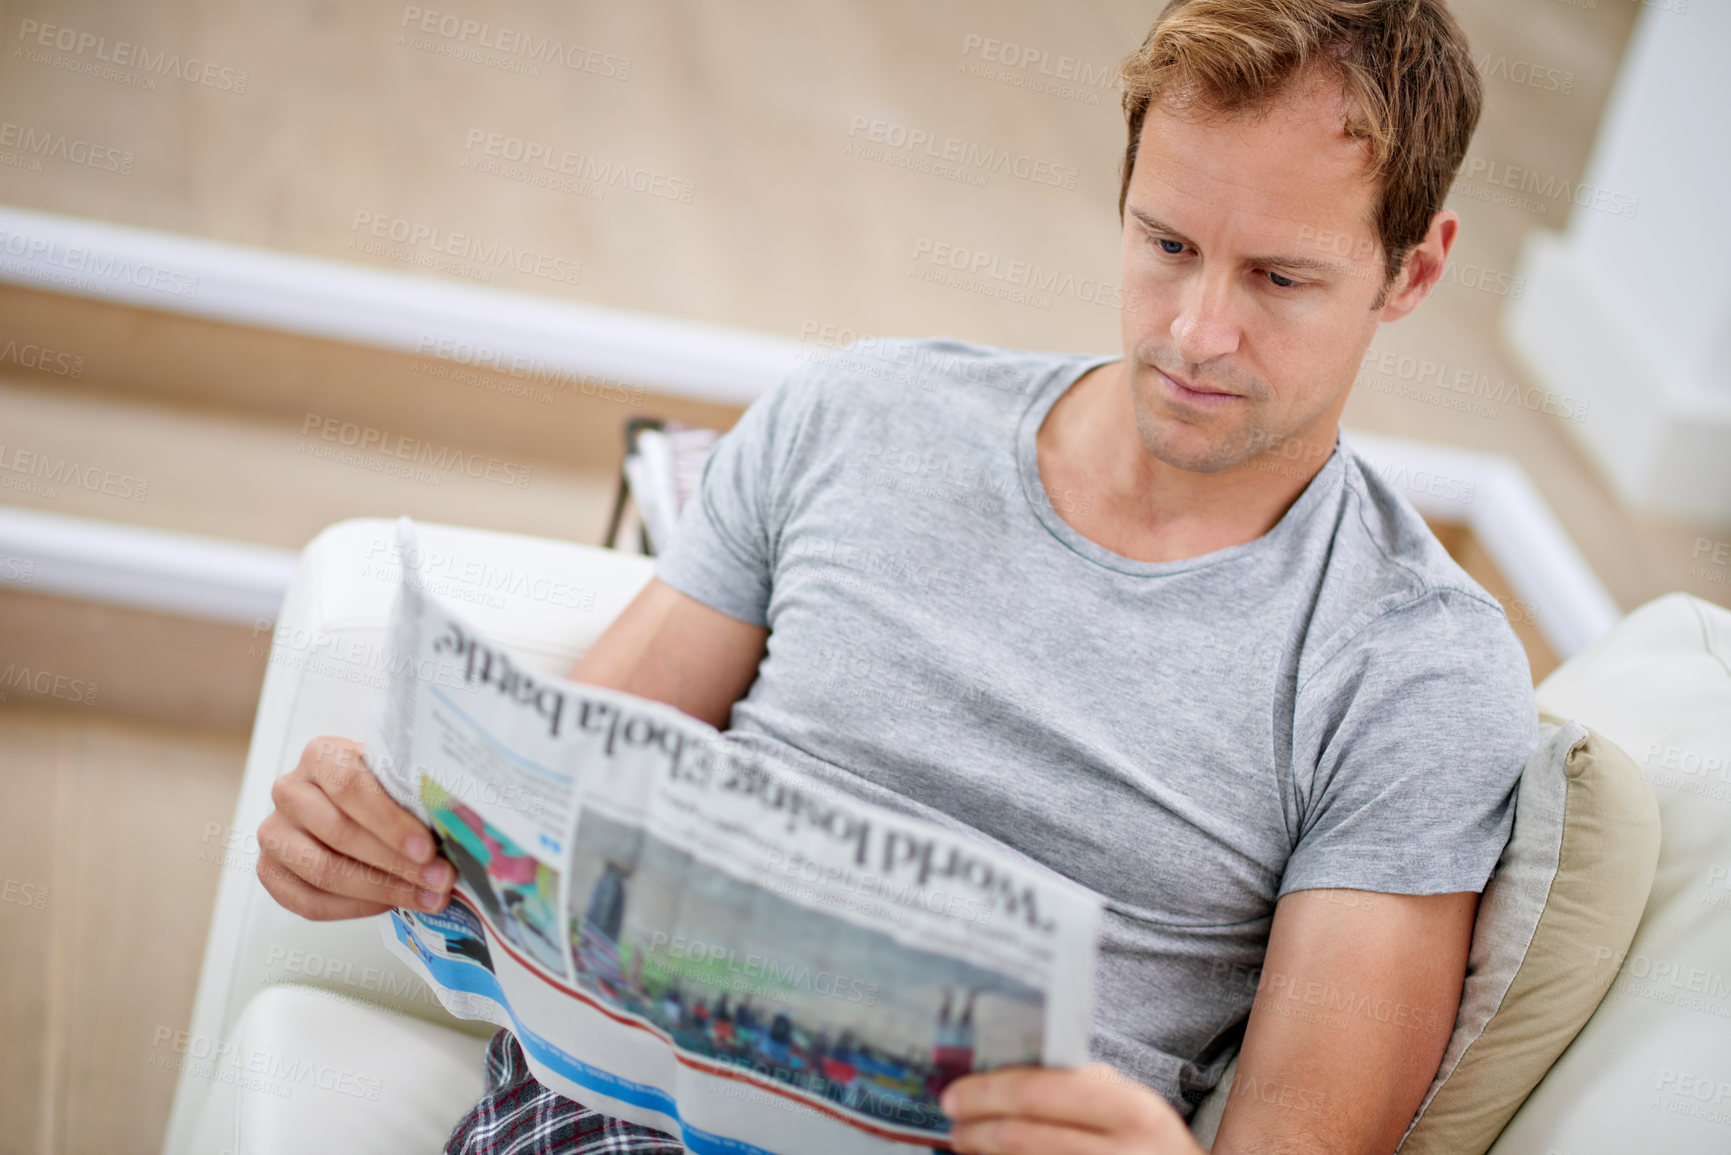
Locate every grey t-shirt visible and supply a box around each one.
[656,337,1538,1114]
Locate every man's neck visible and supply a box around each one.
[1035,360,1332,564]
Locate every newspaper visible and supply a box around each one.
[366,519,1103,1154]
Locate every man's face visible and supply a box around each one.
[1118,73,1399,473]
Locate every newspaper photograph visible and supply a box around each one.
[366,518,1103,1154]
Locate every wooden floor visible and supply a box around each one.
[0,707,245,1155]
[0,1,1713,1151]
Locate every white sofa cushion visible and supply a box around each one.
[188,984,491,1155]
[1489,594,1731,1152]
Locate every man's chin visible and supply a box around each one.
[1134,424,1256,475]
[1129,379,1260,474]
[1160,450,1252,474]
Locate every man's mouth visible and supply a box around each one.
[1155,366,1243,407]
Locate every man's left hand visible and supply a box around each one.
[941,1063,1205,1155]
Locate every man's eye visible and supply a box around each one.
[1155,238,1185,255]
[1266,269,1299,288]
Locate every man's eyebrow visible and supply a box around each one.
[1128,208,1188,241]
[1129,207,1350,275]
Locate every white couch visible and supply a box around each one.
[160,518,1731,1154]
[161,519,658,1153]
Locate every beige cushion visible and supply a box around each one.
[1397,718,1658,1152]
[1490,593,1731,1153]
[1193,716,1659,1150]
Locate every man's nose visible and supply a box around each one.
[1169,268,1242,364]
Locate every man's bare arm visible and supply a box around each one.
[941,889,1475,1154]
[571,576,769,728]
[1211,888,1477,1155]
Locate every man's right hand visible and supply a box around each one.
[256,736,455,920]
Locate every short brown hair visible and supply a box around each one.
[1118,0,1482,289]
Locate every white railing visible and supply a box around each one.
[0,204,801,406]
[0,505,296,625]
[0,206,1621,656]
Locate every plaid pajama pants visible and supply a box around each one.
[444,1029,686,1154]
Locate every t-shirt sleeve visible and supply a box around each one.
[1281,590,1539,898]
[653,368,817,628]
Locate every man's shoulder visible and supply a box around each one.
[1300,438,1528,690]
[791,335,1097,404]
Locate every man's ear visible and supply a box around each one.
[1377,209,1459,322]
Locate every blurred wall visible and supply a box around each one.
[0,0,1636,354]
[10,0,1727,620]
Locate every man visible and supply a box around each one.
[256,1,1538,1151]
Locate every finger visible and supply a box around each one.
[949,1118,1120,1155]
[258,811,443,912]
[256,846,397,921]
[301,737,437,864]
[943,1066,1160,1135]
[273,773,454,894]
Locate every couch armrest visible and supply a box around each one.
[162,519,655,1155]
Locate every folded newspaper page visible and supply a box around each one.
[366,519,1103,1154]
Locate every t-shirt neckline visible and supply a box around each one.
[1015,354,1346,577]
